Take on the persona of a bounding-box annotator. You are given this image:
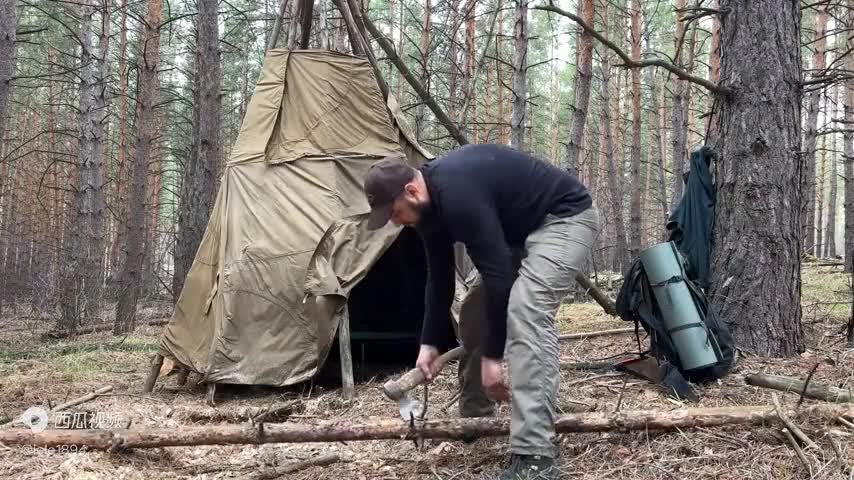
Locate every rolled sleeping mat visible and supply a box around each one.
[638,241,719,371]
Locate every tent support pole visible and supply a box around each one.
[266,0,292,51]
[206,383,217,407]
[339,305,355,400]
[143,354,164,393]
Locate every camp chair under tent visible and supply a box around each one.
[143,48,476,402]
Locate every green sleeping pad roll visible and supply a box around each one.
[638,242,719,371]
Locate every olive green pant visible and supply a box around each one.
[457,206,600,458]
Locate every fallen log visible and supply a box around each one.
[745,374,852,403]
[558,327,634,341]
[2,403,853,450]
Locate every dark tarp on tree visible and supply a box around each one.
[666,146,716,289]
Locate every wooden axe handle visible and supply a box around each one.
[383,346,464,400]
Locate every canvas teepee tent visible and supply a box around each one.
[150,48,469,393]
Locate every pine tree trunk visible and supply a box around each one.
[462,0,475,138]
[708,0,804,357]
[0,0,17,315]
[709,0,721,84]
[447,0,462,122]
[825,113,837,258]
[598,5,628,273]
[628,0,642,260]
[669,0,688,210]
[172,0,222,302]
[844,3,854,272]
[115,0,161,333]
[816,131,826,257]
[110,0,130,286]
[656,72,668,241]
[565,0,593,176]
[415,0,431,141]
[60,0,109,332]
[395,2,405,100]
[0,0,16,147]
[803,6,828,256]
[510,0,527,150]
[497,10,505,144]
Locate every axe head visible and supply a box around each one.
[398,394,425,421]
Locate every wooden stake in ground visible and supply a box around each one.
[338,306,355,400]
[3,403,853,451]
[143,353,164,393]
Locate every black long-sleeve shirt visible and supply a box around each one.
[415,144,592,359]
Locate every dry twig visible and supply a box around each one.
[782,428,813,475]
[254,453,341,480]
[771,393,819,451]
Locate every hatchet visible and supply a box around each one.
[383,346,464,420]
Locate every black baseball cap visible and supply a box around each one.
[364,157,417,230]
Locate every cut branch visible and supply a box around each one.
[745,374,852,403]
[575,274,618,315]
[3,403,854,450]
[558,327,634,341]
[533,2,729,96]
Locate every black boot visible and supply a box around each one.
[498,454,559,480]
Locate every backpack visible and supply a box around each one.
[616,257,736,384]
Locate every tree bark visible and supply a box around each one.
[628,0,642,259]
[669,0,688,211]
[447,0,462,122]
[600,29,629,272]
[173,0,222,302]
[565,0,594,176]
[510,0,527,150]
[709,0,721,84]
[825,85,839,258]
[845,1,854,272]
[115,0,161,333]
[803,6,828,256]
[461,0,476,135]
[60,0,109,333]
[0,0,17,315]
[817,126,827,256]
[656,72,668,241]
[110,0,130,284]
[415,0,431,141]
[4,403,853,450]
[0,0,16,148]
[708,0,804,357]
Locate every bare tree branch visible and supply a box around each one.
[533,1,731,96]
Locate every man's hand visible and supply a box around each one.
[481,357,510,402]
[415,344,440,380]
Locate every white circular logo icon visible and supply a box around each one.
[21,407,48,432]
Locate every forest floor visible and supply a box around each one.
[1,263,853,479]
